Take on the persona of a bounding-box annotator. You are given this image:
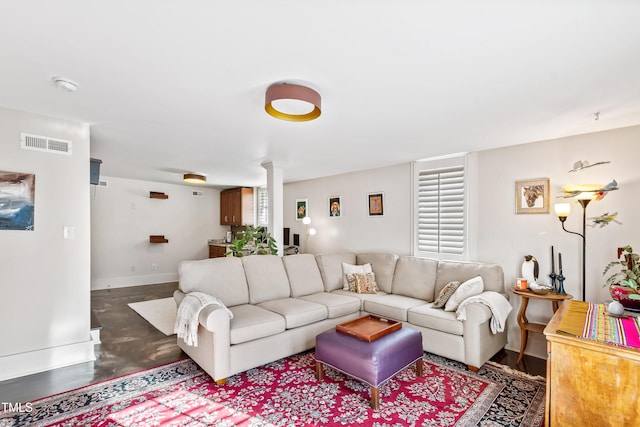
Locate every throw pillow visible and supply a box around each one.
[444,276,484,312]
[432,281,461,308]
[346,272,378,294]
[341,262,373,290]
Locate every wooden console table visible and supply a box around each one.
[511,289,572,364]
[544,301,640,426]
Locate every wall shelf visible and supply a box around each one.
[150,191,168,199]
[149,235,169,243]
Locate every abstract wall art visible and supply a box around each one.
[0,170,35,230]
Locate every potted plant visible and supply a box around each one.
[603,245,640,309]
[225,226,278,257]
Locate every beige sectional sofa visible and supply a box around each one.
[174,252,508,384]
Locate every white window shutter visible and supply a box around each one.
[257,187,269,227]
[417,166,465,256]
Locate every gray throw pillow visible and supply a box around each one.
[432,281,461,309]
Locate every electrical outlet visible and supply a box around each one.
[151,263,157,271]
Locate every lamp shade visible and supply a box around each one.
[183,173,206,184]
[302,216,312,225]
[554,203,571,218]
[265,83,321,122]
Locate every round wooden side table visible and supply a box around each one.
[511,288,573,364]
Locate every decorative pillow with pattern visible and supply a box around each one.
[432,281,461,308]
[341,262,373,290]
[444,276,484,312]
[346,272,378,294]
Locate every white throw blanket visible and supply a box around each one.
[455,291,512,334]
[174,292,233,347]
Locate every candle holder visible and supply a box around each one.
[549,272,558,293]
[556,273,566,295]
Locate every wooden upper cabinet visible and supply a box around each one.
[220,187,254,225]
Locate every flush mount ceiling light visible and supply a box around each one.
[265,83,321,122]
[183,173,206,184]
[51,76,78,92]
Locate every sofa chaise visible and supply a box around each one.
[174,252,508,384]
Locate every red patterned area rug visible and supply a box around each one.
[1,352,545,427]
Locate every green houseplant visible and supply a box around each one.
[225,226,278,257]
[603,245,640,309]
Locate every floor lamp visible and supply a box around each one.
[554,199,591,301]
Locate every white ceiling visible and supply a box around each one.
[1,1,639,187]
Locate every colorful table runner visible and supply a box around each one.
[557,301,640,349]
[583,302,640,348]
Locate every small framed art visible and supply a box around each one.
[368,192,384,216]
[296,199,308,220]
[328,196,341,217]
[515,178,549,214]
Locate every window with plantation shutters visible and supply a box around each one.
[257,187,268,227]
[414,156,467,259]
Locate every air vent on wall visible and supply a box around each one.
[20,132,72,155]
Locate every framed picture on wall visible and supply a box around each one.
[0,170,35,230]
[515,178,550,214]
[328,196,341,217]
[367,192,384,216]
[296,199,308,220]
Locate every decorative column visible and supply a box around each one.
[262,161,284,255]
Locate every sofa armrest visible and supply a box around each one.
[199,304,231,333]
[461,301,492,324]
[462,298,508,370]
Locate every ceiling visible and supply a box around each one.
[1,1,639,188]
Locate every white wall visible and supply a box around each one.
[0,107,94,380]
[283,163,412,255]
[91,176,226,290]
[474,125,640,357]
[282,126,640,359]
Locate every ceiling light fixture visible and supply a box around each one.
[51,77,78,92]
[265,83,321,122]
[183,173,206,184]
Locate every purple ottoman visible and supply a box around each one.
[315,327,423,410]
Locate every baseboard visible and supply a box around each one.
[91,273,178,290]
[0,340,96,382]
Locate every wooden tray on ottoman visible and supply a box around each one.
[336,315,402,342]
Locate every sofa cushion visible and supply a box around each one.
[391,256,438,301]
[341,262,372,290]
[346,272,378,293]
[363,294,426,322]
[228,304,286,345]
[432,281,461,308]
[435,260,504,295]
[356,253,399,293]
[332,289,389,311]
[283,254,325,297]
[444,276,484,312]
[316,253,357,292]
[242,255,291,304]
[408,304,464,335]
[258,298,328,329]
[298,292,360,318]
[178,257,249,307]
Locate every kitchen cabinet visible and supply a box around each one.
[209,244,228,258]
[220,187,254,226]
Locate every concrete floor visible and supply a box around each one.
[0,282,545,404]
[0,282,184,403]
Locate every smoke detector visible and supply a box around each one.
[52,76,78,92]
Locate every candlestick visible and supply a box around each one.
[559,252,563,273]
[557,273,566,295]
[550,246,558,292]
